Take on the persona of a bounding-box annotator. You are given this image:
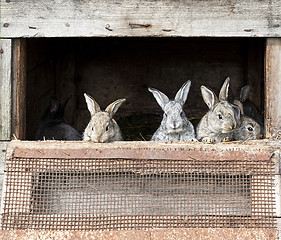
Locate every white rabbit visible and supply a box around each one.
[83,93,126,143]
[148,80,197,141]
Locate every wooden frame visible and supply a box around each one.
[11,39,26,140]
[0,229,278,240]
[0,39,26,141]
[265,38,281,139]
[0,40,12,140]
[0,0,281,237]
[0,140,279,231]
[1,0,281,38]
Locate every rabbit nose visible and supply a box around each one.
[172,122,180,129]
[223,124,235,133]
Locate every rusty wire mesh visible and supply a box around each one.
[1,155,276,230]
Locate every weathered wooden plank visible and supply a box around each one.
[1,0,281,38]
[7,140,274,161]
[0,142,7,204]
[12,146,273,162]
[265,38,281,139]
[0,40,12,140]
[11,39,26,140]
[0,142,7,228]
[275,175,281,218]
[0,229,278,240]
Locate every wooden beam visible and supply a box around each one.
[11,39,26,140]
[0,229,278,240]
[0,0,281,38]
[0,142,7,207]
[265,38,281,139]
[0,40,12,140]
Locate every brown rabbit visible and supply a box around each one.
[83,93,126,143]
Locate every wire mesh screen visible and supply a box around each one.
[1,150,276,230]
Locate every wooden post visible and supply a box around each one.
[0,40,12,140]
[11,39,26,140]
[265,38,281,139]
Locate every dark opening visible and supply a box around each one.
[26,38,265,140]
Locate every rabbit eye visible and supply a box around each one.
[218,114,223,120]
[247,126,253,132]
[105,125,109,131]
[92,127,94,131]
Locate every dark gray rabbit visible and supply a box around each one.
[34,96,82,141]
[148,80,197,141]
[232,101,262,141]
[196,77,240,143]
[238,85,264,136]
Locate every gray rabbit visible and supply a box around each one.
[196,77,240,143]
[148,80,197,141]
[232,100,262,141]
[34,96,82,141]
[83,93,126,143]
[238,85,264,137]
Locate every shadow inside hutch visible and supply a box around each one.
[26,37,265,141]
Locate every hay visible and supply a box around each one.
[118,113,201,141]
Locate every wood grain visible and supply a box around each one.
[265,38,281,139]
[0,40,12,140]
[1,0,281,38]
[11,39,26,140]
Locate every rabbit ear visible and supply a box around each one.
[219,77,230,101]
[232,104,241,123]
[60,95,72,109]
[201,85,218,110]
[234,100,244,115]
[50,96,59,114]
[105,99,126,118]
[240,85,251,102]
[84,93,101,116]
[148,87,169,110]
[174,80,191,105]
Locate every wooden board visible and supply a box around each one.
[0,40,12,140]
[1,0,281,38]
[265,38,281,139]
[0,142,7,203]
[11,39,26,140]
[0,142,7,226]
[0,229,278,240]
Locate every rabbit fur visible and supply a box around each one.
[196,77,240,143]
[34,96,82,141]
[83,93,126,143]
[148,80,197,141]
[232,100,262,141]
[239,85,264,137]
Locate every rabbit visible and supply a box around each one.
[83,93,126,143]
[196,77,240,143]
[238,85,264,137]
[148,80,197,142]
[34,95,82,141]
[232,100,262,141]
